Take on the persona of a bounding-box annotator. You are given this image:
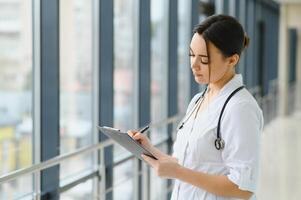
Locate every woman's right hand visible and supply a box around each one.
[127,130,153,150]
[127,130,170,160]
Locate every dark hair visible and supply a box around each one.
[193,14,249,57]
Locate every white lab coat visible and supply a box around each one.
[171,74,264,200]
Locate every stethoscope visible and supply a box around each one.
[177,85,245,150]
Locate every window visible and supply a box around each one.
[112,0,138,199]
[113,159,134,200]
[150,0,168,144]
[60,179,93,200]
[59,0,94,183]
[150,0,169,198]
[113,0,138,161]
[177,0,191,114]
[0,0,33,197]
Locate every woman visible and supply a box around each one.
[128,14,263,200]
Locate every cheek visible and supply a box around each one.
[207,62,228,82]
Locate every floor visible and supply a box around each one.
[257,111,301,200]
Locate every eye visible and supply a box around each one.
[200,56,209,64]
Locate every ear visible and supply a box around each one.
[227,54,240,68]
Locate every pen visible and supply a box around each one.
[139,125,149,133]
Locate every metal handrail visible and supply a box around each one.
[0,114,182,184]
[0,140,108,184]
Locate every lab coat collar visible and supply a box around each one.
[199,74,244,130]
[217,74,244,97]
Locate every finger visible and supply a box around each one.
[141,154,157,167]
[133,132,142,140]
[127,130,137,137]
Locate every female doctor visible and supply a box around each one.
[128,14,263,200]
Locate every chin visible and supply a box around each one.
[194,76,208,85]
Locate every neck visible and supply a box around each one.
[208,70,235,94]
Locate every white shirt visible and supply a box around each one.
[171,74,264,200]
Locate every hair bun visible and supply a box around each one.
[244,34,250,49]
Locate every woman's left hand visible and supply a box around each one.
[142,154,181,179]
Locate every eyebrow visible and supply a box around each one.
[189,47,209,57]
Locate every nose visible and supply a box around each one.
[191,57,200,70]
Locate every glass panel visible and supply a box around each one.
[0,0,33,196]
[223,0,229,14]
[150,0,168,144]
[112,160,134,200]
[59,152,94,186]
[177,0,191,114]
[60,179,93,200]
[113,0,137,162]
[59,0,94,180]
[0,174,33,199]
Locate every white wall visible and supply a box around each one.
[278,3,301,115]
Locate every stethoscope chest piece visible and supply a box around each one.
[214,138,225,150]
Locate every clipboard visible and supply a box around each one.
[97,126,157,161]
